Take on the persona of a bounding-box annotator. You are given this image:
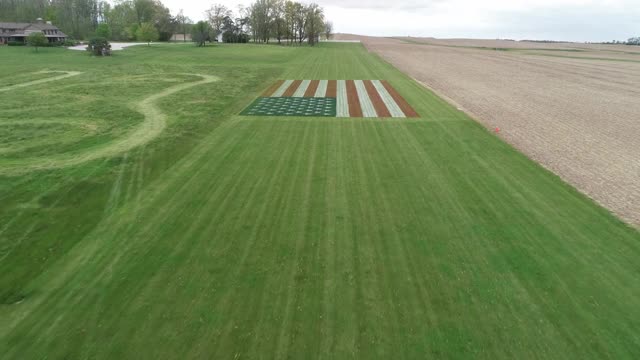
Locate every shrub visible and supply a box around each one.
[63,39,79,47]
[222,32,250,44]
[86,37,111,56]
[7,41,25,46]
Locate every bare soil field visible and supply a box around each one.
[393,36,640,53]
[336,34,640,226]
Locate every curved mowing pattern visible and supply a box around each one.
[0,71,82,93]
[246,79,419,118]
[0,73,219,175]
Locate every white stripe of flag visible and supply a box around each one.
[336,80,349,117]
[314,80,328,97]
[293,80,310,97]
[355,80,377,117]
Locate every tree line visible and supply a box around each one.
[1,0,333,46]
[197,1,332,46]
[0,0,174,41]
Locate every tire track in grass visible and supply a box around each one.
[0,71,82,93]
[166,123,285,354]
[125,123,273,354]
[257,122,312,357]
[0,73,219,176]
[90,122,264,350]
[153,121,290,357]
[318,122,343,356]
[1,116,246,343]
[0,158,111,267]
[390,122,503,355]
[232,124,307,356]
[1,123,251,351]
[0,119,248,342]
[198,121,305,357]
[364,122,422,356]
[281,123,322,356]
[346,121,381,355]
[263,123,316,358]
[392,122,574,356]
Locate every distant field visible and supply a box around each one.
[1,43,640,359]
[343,34,640,226]
[387,36,640,53]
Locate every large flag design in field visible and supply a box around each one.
[241,80,419,118]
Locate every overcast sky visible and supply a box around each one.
[161,0,639,42]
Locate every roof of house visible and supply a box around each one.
[0,21,67,37]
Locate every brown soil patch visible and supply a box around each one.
[304,80,320,97]
[326,80,337,98]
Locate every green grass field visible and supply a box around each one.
[1,43,639,359]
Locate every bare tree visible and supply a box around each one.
[284,1,297,45]
[175,9,191,42]
[271,0,285,44]
[206,4,231,39]
[305,3,324,46]
[324,21,333,41]
[294,2,306,44]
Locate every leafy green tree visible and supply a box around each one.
[136,22,159,46]
[191,21,211,47]
[95,23,112,39]
[108,1,138,40]
[27,32,47,52]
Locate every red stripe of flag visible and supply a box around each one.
[364,80,391,117]
[346,80,363,118]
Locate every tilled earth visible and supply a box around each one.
[338,35,640,226]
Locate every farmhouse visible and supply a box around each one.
[0,18,67,45]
